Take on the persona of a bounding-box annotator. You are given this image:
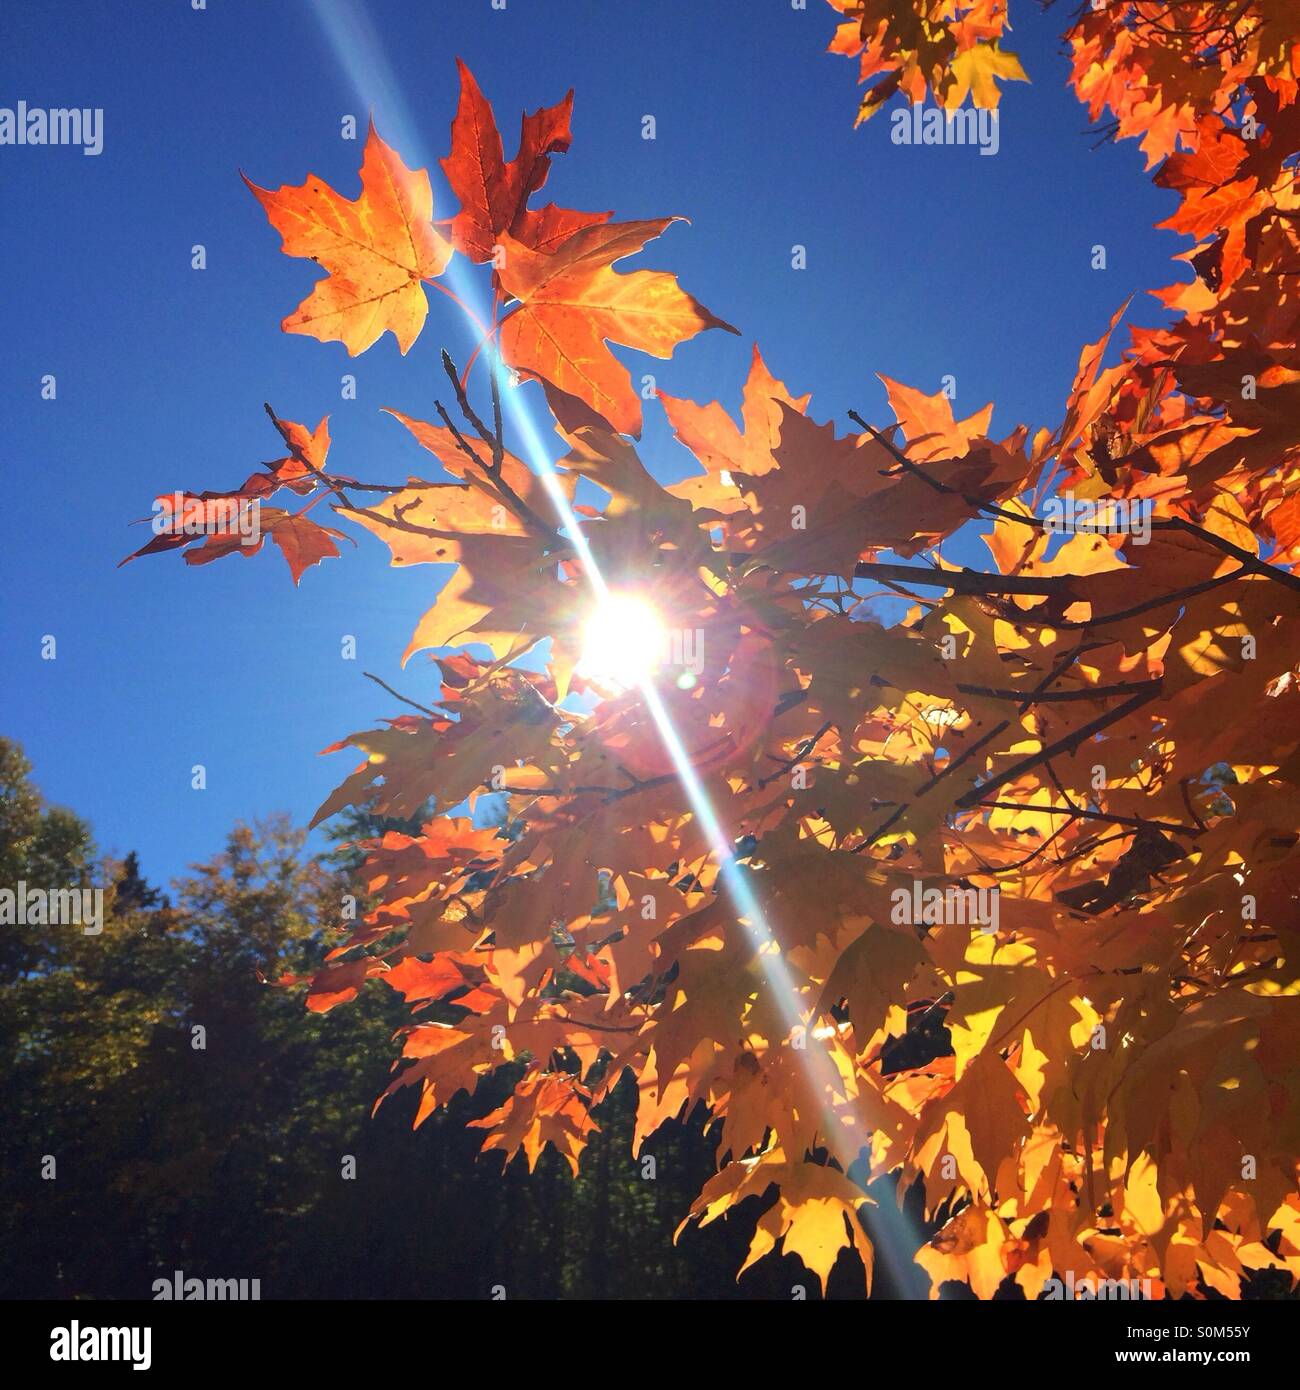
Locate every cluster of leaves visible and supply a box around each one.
[129,10,1300,1299]
[825,0,1028,121]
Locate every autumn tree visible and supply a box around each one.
[129,5,1300,1297]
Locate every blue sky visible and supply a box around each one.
[0,0,1183,891]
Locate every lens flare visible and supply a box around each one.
[580,593,665,689]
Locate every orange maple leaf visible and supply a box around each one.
[244,119,452,355]
[440,58,611,263]
[497,219,737,436]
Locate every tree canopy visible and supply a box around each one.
[126,3,1300,1298]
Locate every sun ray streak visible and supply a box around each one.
[306,0,928,1296]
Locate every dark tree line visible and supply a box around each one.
[0,738,898,1300]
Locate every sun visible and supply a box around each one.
[579,592,667,689]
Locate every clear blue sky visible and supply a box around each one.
[0,0,1182,891]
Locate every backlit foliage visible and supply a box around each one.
[130,7,1300,1297]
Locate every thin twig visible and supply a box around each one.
[953,683,1163,809]
[363,671,448,719]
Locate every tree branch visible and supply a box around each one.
[953,683,1163,809]
[853,560,1066,596]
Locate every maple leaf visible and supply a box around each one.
[469,1072,599,1176]
[120,414,349,583]
[262,510,349,586]
[660,345,810,512]
[441,58,611,262]
[683,1151,875,1294]
[819,920,927,1049]
[496,219,738,435]
[379,955,474,1004]
[244,120,452,355]
[944,41,1029,109]
[291,958,384,1013]
[916,1204,1011,1299]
